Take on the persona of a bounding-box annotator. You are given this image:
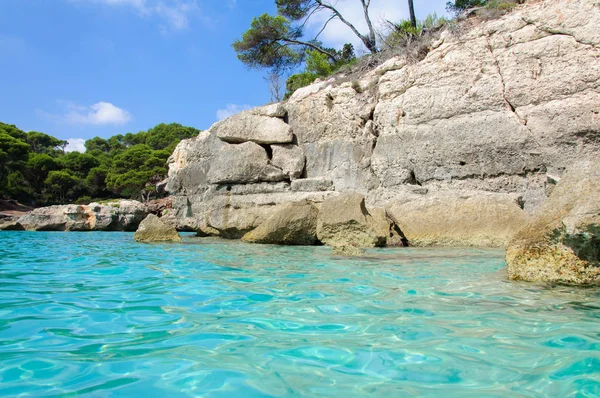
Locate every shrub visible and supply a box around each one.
[75,196,92,205]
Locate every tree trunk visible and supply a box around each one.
[408,0,417,28]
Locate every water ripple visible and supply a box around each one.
[0,232,599,397]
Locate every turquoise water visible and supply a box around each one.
[0,232,599,397]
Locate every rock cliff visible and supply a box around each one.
[166,0,599,249]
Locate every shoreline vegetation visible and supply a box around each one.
[0,122,198,207]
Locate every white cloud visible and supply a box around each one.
[306,0,449,51]
[70,0,199,31]
[65,138,87,153]
[216,104,252,121]
[64,101,132,125]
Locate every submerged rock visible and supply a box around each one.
[242,201,319,245]
[331,244,366,257]
[506,159,600,285]
[317,192,389,248]
[134,214,182,243]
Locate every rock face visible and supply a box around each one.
[317,192,389,248]
[506,159,600,285]
[208,142,285,184]
[134,214,182,243]
[17,200,148,231]
[165,0,599,255]
[242,201,319,245]
[386,191,529,247]
[213,113,293,144]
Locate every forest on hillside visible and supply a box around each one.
[0,122,198,205]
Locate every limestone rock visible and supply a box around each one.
[134,214,182,243]
[250,103,287,118]
[506,159,600,285]
[17,201,148,231]
[271,144,305,180]
[386,191,528,247]
[208,142,286,184]
[332,245,366,257]
[212,114,293,144]
[291,177,334,192]
[163,0,600,248]
[242,201,319,245]
[0,221,24,231]
[166,131,224,196]
[317,192,388,248]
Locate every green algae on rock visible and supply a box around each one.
[506,159,600,285]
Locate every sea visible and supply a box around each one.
[0,231,599,397]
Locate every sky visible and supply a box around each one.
[0,0,448,152]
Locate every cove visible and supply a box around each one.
[1,231,599,397]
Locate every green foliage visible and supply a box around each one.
[0,132,30,189]
[446,0,486,14]
[232,13,305,72]
[45,170,82,203]
[26,153,59,192]
[58,152,100,179]
[446,0,520,15]
[0,121,198,205]
[285,72,319,98]
[26,132,67,154]
[305,50,335,76]
[284,43,356,99]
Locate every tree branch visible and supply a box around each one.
[314,0,376,53]
[314,14,336,40]
[282,38,337,60]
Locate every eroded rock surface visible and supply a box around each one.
[385,191,529,247]
[317,192,389,248]
[17,200,148,231]
[506,159,600,285]
[134,214,182,243]
[242,201,319,245]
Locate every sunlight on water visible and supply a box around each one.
[0,232,599,397]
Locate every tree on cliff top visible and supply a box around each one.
[233,0,378,72]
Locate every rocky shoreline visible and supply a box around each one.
[3,0,598,285]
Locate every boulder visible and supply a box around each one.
[208,142,286,184]
[250,103,287,118]
[317,192,389,248]
[134,214,182,243]
[242,201,319,245]
[506,160,600,285]
[271,144,305,180]
[212,113,293,144]
[386,191,529,247]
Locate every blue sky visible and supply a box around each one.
[0,0,448,151]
